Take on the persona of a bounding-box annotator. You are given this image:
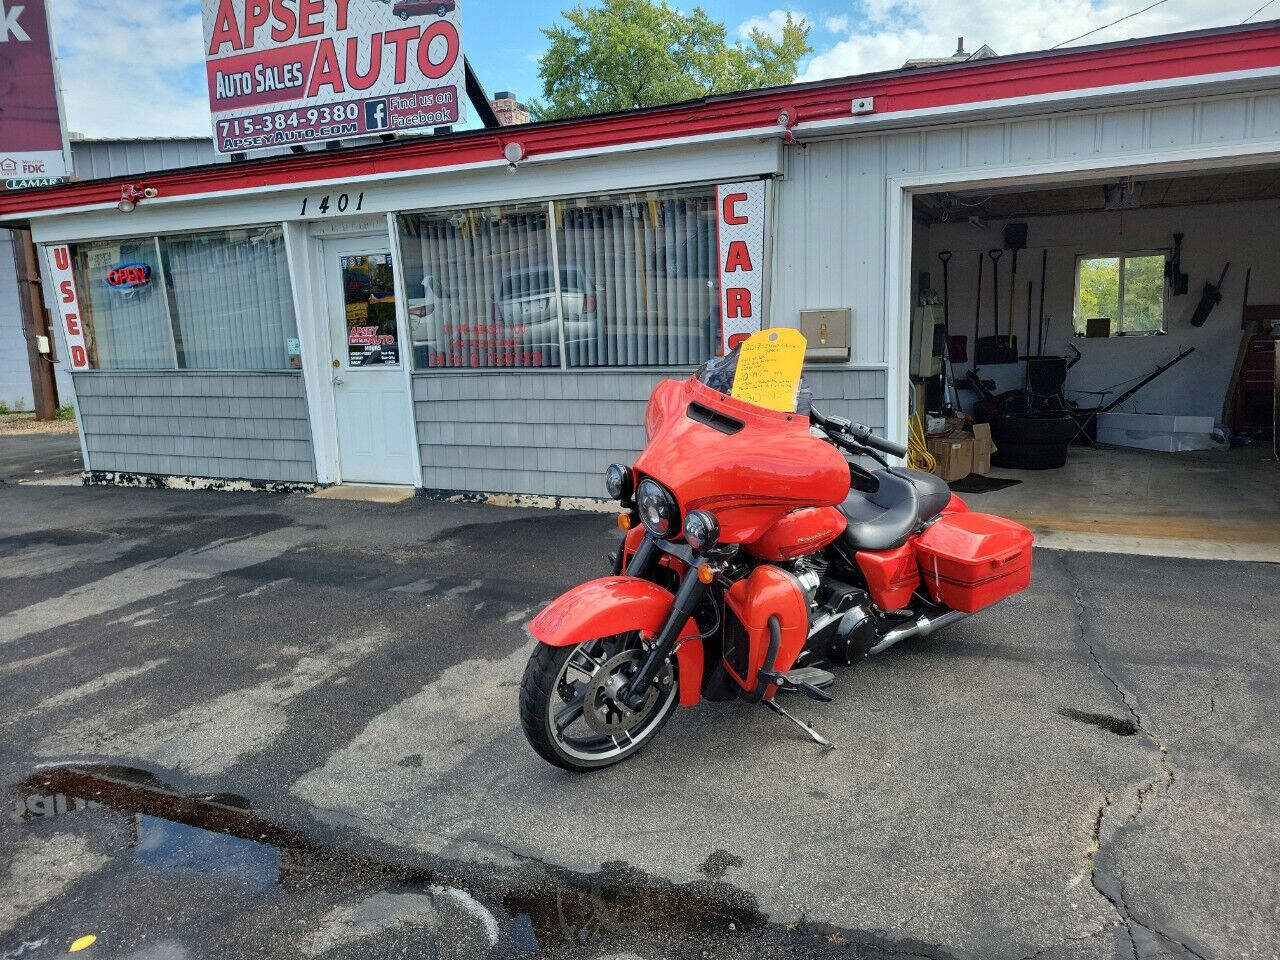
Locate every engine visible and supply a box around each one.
[791,554,828,609]
[790,552,877,666]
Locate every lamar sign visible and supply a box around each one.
[202,0,466,154]
[0,0,70,190]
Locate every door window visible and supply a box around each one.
[340,253,399,367]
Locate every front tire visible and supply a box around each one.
[520,635,679,772]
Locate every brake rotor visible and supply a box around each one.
[582,649,670,734]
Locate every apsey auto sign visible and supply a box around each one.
[202,0,466,154]
[0,0,70,191]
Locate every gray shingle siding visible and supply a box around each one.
[412,368,887,497]
[74,372,316,483]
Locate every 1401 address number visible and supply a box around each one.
[300,192,366,216]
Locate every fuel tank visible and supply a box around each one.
[744,506,846,561]
[635,378,850,544]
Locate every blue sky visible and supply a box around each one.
[50,0,1277,138]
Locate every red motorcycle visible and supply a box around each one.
[520,347,1034,771]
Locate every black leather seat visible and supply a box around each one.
[839,468,952,551]
[899,468,951,523]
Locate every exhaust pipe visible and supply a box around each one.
[866,609,967,657]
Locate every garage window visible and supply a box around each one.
[1073,252,1168,336]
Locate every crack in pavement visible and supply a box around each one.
[1059,553,1210,960]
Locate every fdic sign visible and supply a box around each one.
[202,0,466,154]
[0,0,71,191]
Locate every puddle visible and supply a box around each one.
[8,765,960,959]
[1057,707,1139,736]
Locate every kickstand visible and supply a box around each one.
[762,699,835,750]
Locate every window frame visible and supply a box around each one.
[394,180,727,373]
[1072,249,1170,337]
[67,221,301,373]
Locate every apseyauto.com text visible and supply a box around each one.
[220,122,358,151]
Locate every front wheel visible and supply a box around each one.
[519,633,678,772]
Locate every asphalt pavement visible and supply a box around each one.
[1,434,1277,960]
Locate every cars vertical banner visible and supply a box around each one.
[46,245,90,369]
[0,0,71,190]
[716,180,766,352]
[202,0,466,155]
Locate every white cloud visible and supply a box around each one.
[51,0,212,138]
[801,0,1267,82]
[824,14,851,33]
[737,9,812,42]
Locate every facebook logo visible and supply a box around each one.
[364,99,390,131]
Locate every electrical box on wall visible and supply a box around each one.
[798,309,852,361]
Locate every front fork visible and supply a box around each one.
[619,536,709,709]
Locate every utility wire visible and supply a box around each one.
[1050,0,1171,49]
[1243,0,1278,22]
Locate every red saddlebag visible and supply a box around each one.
[915,513,1033,613]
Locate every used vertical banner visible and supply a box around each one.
[202,0,467,155]
[716,180,767,352]
[0,0,70,190]
[46,245,90,369]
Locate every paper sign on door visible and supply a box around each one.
[731,328,806,412]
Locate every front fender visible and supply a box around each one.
[529,576,704,707]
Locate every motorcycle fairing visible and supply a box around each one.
[722,565,809,695]
[635,379,850,544]
[528,577,704,707]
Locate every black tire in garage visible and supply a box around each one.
[991,413,1078,445]
[992,440,1070,470]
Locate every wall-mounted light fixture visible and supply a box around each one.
[777,105,800,143]
[117,183,158,213]
[502,141,526,171]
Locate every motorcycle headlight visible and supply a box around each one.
[683,510,719,552]
[636,478,679,539]
[605,463,633,501]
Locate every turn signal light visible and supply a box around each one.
[617,512,632,531]
[697,563,715,584]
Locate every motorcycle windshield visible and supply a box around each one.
[694,331,810,415]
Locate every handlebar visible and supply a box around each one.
[810,407,910,460]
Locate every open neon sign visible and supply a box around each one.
[105,262,152,290]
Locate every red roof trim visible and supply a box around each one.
[5,22,1280,219]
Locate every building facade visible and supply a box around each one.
[2,23,1279,497]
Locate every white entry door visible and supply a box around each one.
[323,236,416,485]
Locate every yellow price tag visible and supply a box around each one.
[730,328,807,412]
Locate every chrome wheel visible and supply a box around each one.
[520,633,678,771]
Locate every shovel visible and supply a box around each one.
[1189,262,1229,328]
[976,248,1018,364]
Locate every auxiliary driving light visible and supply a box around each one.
[683,510,719,552]
[605,463,633,501]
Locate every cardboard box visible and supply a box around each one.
[971,422,997,474]
[927,432,973,481]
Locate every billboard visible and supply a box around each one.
[202,0,466,155]
[0,0,70,190]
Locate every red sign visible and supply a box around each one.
[105,262,152,290]
[46,245,90,369]
[0,0,69,189]
[716,181,767,352]
[202,0,466,155]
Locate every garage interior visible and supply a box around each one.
[908,164,1280,561]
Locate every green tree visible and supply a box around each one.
[534,0,811,121]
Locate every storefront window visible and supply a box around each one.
[557,190,718,368]
[397,186,720,370]
[74,237,174,369]
[399,203,557,369]
[163,228,300,369]
[70,227,300,371]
